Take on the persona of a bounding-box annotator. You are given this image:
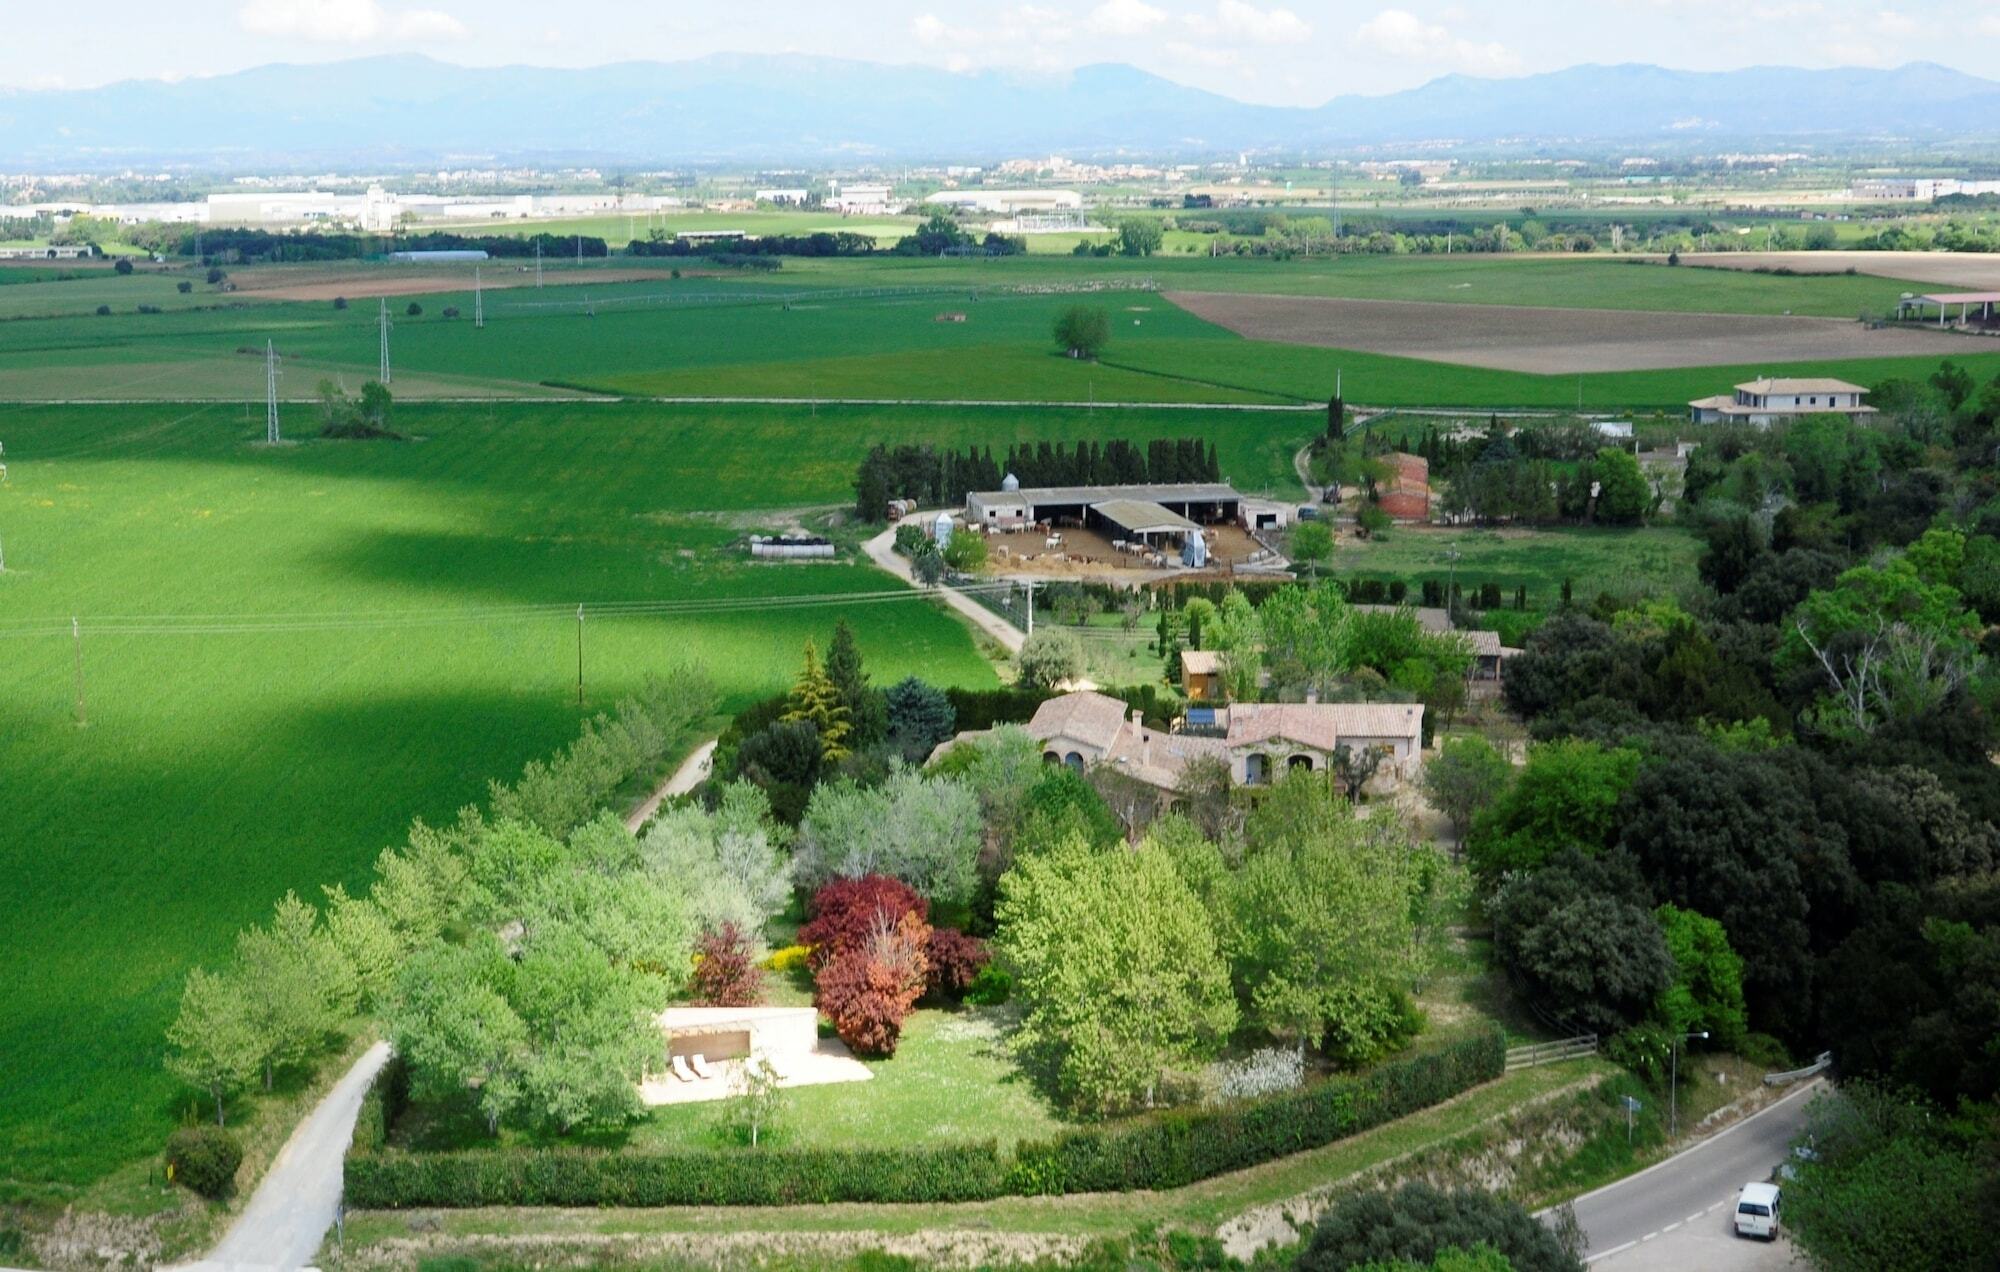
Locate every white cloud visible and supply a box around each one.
[1981,12,2000,36]
[1087,0,1167,36]
[237,0,465,44]
[1185,0,1312,44]
[1874,8,1916,35]
[913,5,1075,66]
[1354,8,1519,72]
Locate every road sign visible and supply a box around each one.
[1623,1095,1643,1144]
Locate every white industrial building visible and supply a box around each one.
[924,188,1083,215]
[827,183,899,215]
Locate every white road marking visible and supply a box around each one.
[1663,1222,1681,1233]
[1643,1231,1659,1241]
[1585,1240,1639,1263]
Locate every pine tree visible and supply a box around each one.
[783,640,853,761]
[824,619,883,748]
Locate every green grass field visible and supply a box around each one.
[1106,336,2000,412]
[1336,524,1703,603]
[0,400,1029,1193]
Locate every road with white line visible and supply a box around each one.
[1553,1080,1820,1270]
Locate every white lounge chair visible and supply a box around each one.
[670,1054,696,1083]
[689,1053,716,1080]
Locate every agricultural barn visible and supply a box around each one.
[1896,291,2000,332]
[965,481,1243,544]
[1687,378,1874,427]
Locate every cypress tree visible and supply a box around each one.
[782,640,852,761]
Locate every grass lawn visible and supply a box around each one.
[1333,523,1703,606]
[0,400,1005,1196]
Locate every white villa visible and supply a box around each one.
[1687,378,1874,427]
[934,690,1425,793]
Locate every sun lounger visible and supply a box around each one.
[689,1053,716,1080]
[671,1054,696,1083]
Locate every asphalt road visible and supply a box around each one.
[1555,1080,1821,1267]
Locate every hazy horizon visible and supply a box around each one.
[5,0,1998,107]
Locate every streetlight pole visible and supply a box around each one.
[1671,1030,1709,1140]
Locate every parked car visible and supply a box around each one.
[1734,1181,1782,1240]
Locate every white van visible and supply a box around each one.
[1734,1181,1782,1239]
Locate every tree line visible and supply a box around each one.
[177,228,611,263]
[853,436,1223,521]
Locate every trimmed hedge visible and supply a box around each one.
[346,1141,1006,1208]
[1006,1031,1506,1195]
[344,1031,1503,1207]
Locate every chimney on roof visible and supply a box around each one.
[1305,686,1319,705]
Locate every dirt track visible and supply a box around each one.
[230,264,687,301]
[1167,291,1981,374]
[1670,251,2000,290]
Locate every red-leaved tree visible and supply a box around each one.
[692,921,766,1008]
[924,927,991,999]
[799,875,928,971]
[815,910,930,1056]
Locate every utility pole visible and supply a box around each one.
[1444,542,1462,613]
[71,616,86,728]
[1670,1030,1709,1139]
[377,300,392,385]
[474,266,484,329]
[265,340,282,444]
[536,239,544,287]
[1025,580,1034,636]
[575,604,585,706]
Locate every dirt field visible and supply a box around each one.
[1167,291,1980,374]
[1669,251,2000,290]
[228,263,688,302]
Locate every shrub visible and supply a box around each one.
[815,911,929,1057]
[137,304,162,314]
[114,256,134,275]
[95,304,111,315]
[166,1124,243,1198]
[176,279,193,293]
[333,296,349,310]
[406,301,423,316]
[1297,1180,1583,1272]
[964,964,1013,1005]
[1007,1031,1503,1194]
[799,875,927,971]
[442,305,460,319]
[923,927,990,998]
[762,943,811,973]
[692,922,765,1007]
[206,266,226,285]
[347,1140,1006,1207]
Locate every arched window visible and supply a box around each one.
[1064,751,1085,772]
[1245,753,1269,785]
[1288,753,1315,771]
[1042,750,1062,765]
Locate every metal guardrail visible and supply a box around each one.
[1505,1034,1599,1070]
[1763,1051,1833,1087]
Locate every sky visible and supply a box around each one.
[3,0,1997,105]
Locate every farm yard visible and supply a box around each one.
[1166,290,1981,373]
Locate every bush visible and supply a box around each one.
[95,304,111,316]
[964,963,1013,1005]
[176,279,193,293]
[798,876,928,971]
[815,910,929,1057]
[347,1140,1007,1207]
[114,256,134,275]
[763,943,811,973]
[333,296,349,310]
[1297,1180,1584,1272]
[137,304,163,314]
[406,301,424,316]
[1006,1031,1504,1194]
[166,1124,243,1198]
[923,927,990,998]
[692,922,765,1007]
[206,266,226,285]
[442,305,460,319]
[942,685,1055,732]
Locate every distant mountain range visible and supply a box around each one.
[4,56,1999,168]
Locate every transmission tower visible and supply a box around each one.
[535,239,543,287]
[265,340,282,443]
[378,299,393,384]
[474,266,484,328]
